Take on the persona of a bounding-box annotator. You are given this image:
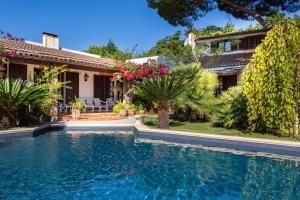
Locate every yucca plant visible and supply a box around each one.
[133,75,185,129]
[0,78,48,128]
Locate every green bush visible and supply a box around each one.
[113,101,125,113]
[0,78,48,127]
[214,86,248,129]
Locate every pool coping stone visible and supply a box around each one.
[0,122,65,138]
[134,124,300,157]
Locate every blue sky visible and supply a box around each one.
[1,0,262,53]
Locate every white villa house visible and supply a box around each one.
[187,29,268,94]
[0,33,121,107]
[128,55,176,67]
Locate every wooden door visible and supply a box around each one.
[222,75,237,91]
[94,75,111,101]
[66,72,79,103]
[9,63,27,80]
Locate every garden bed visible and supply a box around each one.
[144,115,300,142]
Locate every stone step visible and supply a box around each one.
[58,113,125,121]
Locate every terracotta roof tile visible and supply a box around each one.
[0,38,118,70]
[200,52,252,68]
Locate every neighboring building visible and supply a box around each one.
[0,33,120,104]
[188,29,269,94]
[127,55,176,68]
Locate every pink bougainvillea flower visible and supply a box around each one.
[135,70,142,79]
[159,65,169,75]
[148,74,155,79]
[3,56,10,62]
[141,69,148,77]
[10,50,17,57]
[0,67,6,72]
[117,66,124,73]
[113,73,119,81]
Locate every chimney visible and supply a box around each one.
[187,32,196,47]
[42,32,59,49]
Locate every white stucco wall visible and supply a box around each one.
[27,64,40,81]
[127,55,176,67]
[69,69,98,98]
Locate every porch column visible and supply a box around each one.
[6,62,9,79]
[63,71,67,105]
[123,80,130,103]
[113,79,118,101]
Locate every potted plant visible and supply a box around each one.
[136,104,145,115]
[127,104,136,116]
[113,101,127,117]
[69,98,86,119]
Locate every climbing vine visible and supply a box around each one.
[242,20,300,136]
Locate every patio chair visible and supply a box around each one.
[94,98,108,112]
[85,97,96,112]
[106,98,115,111]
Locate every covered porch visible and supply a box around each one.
[2,61,122,114]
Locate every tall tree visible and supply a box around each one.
[143,31,194,65]
[242,20,300,136]
[147,0,300,28]
[84,39,135,61]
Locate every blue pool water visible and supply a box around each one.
[0,130,299,200]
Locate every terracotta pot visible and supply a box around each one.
[72,109,80,119]
[119,109,128,117]
[127,109,136,116]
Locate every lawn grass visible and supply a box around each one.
[144,115,300,142]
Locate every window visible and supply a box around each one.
[218,41,231,52]
[225,42,231,51]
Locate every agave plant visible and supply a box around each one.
[133,75,185,129]
[0,78,48,128]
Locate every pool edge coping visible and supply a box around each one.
[0,122,65,138]
[134,124,300,148]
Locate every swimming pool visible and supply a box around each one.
[0,130,299,200]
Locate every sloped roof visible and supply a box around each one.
[200,52,252,69]
[0,38,118,70]
[196,29,269,42]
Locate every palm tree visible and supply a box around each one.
[0,78,48,128]
[171,63,218,121]
[133,75,185,129]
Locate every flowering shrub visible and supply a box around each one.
[113,62,169,82]
[0,32,20,72]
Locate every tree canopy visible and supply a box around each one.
[84,39,136,61]
[142,31,194,65]
[147,0,300,28]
